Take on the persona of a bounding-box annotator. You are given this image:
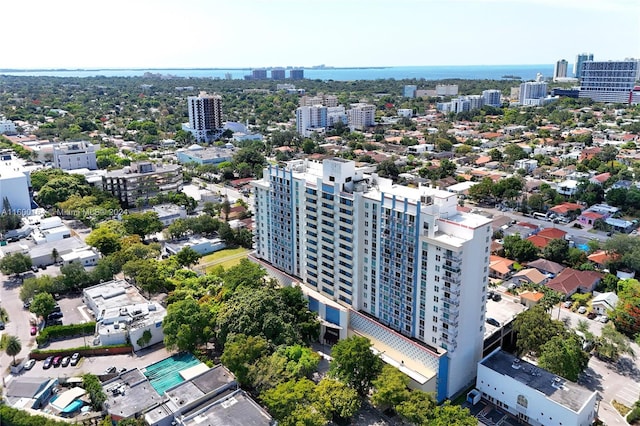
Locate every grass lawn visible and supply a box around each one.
[199,247,249,272]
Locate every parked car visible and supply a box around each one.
[24,359,36,370]
[61,356,71,367]
[587,312,597,320]
[492,293,502,302]
[30,265,39,272]
[46,319,63,327]
[486,318,501,327]
[563,301,573,308]
[30,326,37,336]
[104,366,117,374]
[51,305,62,313]
[70,352,81,366]
[47,311,63,320]
[43,356,53,369]
[23,299,32,309]
[599,316,609,323]
[578,306,587,314]
[0,321,4,330]
[52,356,62,367]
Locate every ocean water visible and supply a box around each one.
[0,64,554,81]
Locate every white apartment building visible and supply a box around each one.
[327,106,348,127]
[347,103,376,130]
[519,81,548,105]
[477,349,598,426]
[482,90,502,107]
[436,84,459,96]
[252,158,493,401]
[296,105,328,137]
[579,60,640,104]
[0,117,17,135]
[184,92,223,142]
[53,141,97,170]
[0,152,32,214]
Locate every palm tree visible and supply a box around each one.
[5,335,22,366]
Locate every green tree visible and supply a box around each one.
[329,336,383,396]
[503,234,538,262]
[513,305,566,356]
[86,221,126,255]
[376,159,400,179]
[371,364,410,410]
[0,252,32,276]
[314,378,361,423]
[504,144,528,162]
[221,334,269,386]
[261,378,320,424]
[594,322,635,361]
[163,297,214,352]
[175,247,202,268]
[29,293,57,319]
[542,238,570,264]
[609,278,640,337]
[395,390,436,425]
[538,333,589,381]
[51,248,59,264]
[5,335,22,366]
[122,259,167,297]
[430,401,477,426]
[121,211,163,237]
[82,373,107,410]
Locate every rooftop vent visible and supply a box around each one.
[511,359,522,370]
[551,376,565,389]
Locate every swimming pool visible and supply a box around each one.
[577,243,589,252]
[142,352,201,395]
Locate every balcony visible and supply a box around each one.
[443,252,462,262]
[442,334,457,347]
[443,284,460,297]
[442,264,460,274]
[442,275,461,285]
[440,314,458,328]
[443,294,460,306]
[441,306,459,320]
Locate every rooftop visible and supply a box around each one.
[104,368,162,419]
[481,350,596,413]
[179,390,273,426]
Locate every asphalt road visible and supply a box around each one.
[0,274,37,372]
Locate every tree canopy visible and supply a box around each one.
[328,336,383,396]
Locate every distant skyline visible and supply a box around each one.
[4,0,639,69]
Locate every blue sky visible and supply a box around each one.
[4,0,639,68]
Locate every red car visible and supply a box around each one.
[30,326,37,336]
[52,356,62,367]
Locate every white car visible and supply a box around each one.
[578,306,587,314]
[563,301,573,308]
[599,316,609,323]
[24,359,36,370]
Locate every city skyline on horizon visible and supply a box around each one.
[3,0,638,70]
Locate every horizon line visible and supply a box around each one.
[0,64,556,72]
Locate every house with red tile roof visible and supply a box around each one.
[526,258,565,276]
[579,211,604,226]
[580,147,601,161]
[475,156,492,166]
[489,255,515,279]
[513,268,548,286]
[545,268,602,297]
[587,250,617,269]
[548,202,584,218]
[589,172,611,185]
[519,291,545,308]
[526,227,567,249]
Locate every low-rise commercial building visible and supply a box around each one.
[176,145,233,166]
[476,349,598,426]
[83,280,166,351]
[52,141,97,170]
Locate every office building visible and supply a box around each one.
[53,141,97,170]
[252,158,492,400]
[574,53,594,78]
[482,90,502,107]
[296,105,328,137]
[270,69,285,80]
[185,92,223,142]
[579,59,640,104]
[477,349,598,426]
[553,59,568,81]
[404,85,417,98]
[252,69,268,80]
[289,69,304,80]
[519,81,548,105]
[102,162,183,207]
[347,103,376,130]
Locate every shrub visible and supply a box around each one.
[36,322,96,345]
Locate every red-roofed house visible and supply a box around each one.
[589,173,611,185]
[526,227,567,249]
[519,291,545,308]
[579,211,604,226]
[489,255,515,279]
[587,250,617,269]
[548,202,584,218]
[545,268,603,297]
[475,156,492,166]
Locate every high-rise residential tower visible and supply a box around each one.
[579,59,640,104]
[252,158,492,401]
[482,89,502,107]
[519,81,548,106]
[574,53,594,78]
[553,59,568,81]
[186,92,223,142]
[295,105,328,137]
